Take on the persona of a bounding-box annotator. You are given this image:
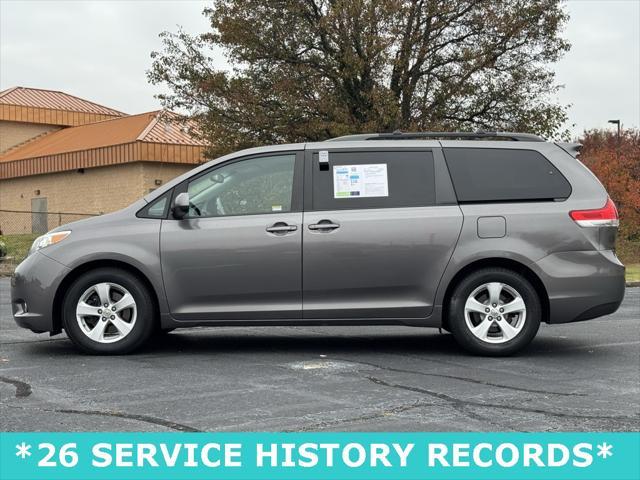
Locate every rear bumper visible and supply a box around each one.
[11,252,70,333]
[533,249,625,324]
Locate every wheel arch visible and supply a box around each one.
[441,257,549,331]
[52,259,161,334]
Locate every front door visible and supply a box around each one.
[161,152,303,321]
[302,148,462,320]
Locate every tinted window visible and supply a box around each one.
[312,151,435,210]
[187,154,296,218]
[443,148,571,202]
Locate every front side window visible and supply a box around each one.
[186,154,296,218]
[137,191,170,218]
[147,195,169,217]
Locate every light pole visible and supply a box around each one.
[608,119,621,140]
[608,119,622,161]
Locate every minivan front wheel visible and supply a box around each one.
[62,268,155,354]
[448,268,541,356]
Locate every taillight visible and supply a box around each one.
[569,198,619,227]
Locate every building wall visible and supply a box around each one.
[0,162,191,234]
[0,120,61,154]
[141,162,195,196]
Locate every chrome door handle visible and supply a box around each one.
[266,223,298,234]
[308,220,340,231]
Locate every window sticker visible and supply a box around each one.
[333,164,389,198]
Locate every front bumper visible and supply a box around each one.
[533,249,626,324]
[11,252,70,333]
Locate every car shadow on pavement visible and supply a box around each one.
[142,330,616,360]
[17,328,611,360]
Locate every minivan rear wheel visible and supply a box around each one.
[62,268,155,355]
[448,268,541,356]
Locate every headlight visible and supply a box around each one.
[30,231,71,255]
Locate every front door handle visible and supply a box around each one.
[308,220,340,231]
[266,222,298,234]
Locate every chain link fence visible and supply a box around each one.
[0,209,99,275]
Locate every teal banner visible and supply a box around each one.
[1,432,638,480]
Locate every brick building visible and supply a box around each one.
[0,87,206,234]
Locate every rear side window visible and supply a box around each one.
[443,148,571,202]
[312,151,435,210]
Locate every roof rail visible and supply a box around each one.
[326,130,545,142]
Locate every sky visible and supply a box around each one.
[1,0,638,138]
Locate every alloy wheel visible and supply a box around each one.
[75,282,137,343]
[463,282,527,344]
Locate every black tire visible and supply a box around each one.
[62,268,155,355]
[448,267,541,356]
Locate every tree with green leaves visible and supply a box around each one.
[149,0,570,156]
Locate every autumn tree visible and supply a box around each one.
[579,129,640,262]
[149,0,570,156]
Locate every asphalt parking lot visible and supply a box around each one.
[1,278,638,432]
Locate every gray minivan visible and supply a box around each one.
[11,131,625,355]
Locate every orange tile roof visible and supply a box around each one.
[137,111,206,145]
[0,111,206,163]
[0,86,124,116]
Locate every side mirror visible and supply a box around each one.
[172,192,190,219]
[209,173,225,184]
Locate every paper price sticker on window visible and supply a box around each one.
[333,164,389,198]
